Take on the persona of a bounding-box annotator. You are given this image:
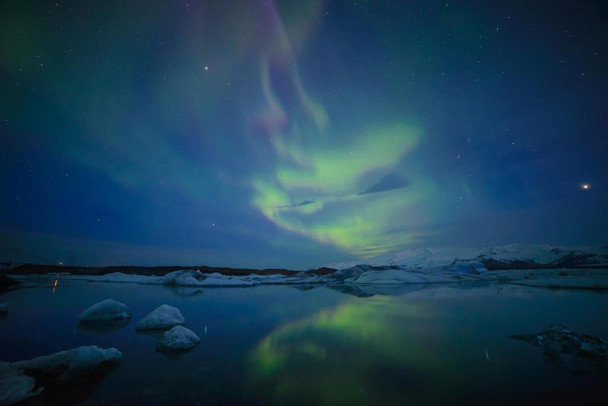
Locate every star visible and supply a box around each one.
[581,183,590,190]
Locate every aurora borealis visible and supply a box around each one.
[1,1,607,268]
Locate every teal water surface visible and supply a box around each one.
[1,281,607,405]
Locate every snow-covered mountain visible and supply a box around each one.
[326,244,608,270]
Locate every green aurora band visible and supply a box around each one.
[247,1,437,258]
[251,122,435,257]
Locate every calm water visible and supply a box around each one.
[1,280,607,405]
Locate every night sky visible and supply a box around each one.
[1,1,607,269]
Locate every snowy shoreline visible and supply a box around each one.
[4,244,608,290]
[6,266,608,290]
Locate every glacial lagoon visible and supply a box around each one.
[1,280,607,405]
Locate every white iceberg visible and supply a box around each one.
[78,299,131,322]
[0,362,40,405]
[13,346,122,380]
[246,272,321,285]
[0,346,122,405]
[157,326,201,351]
[136,304,185,330]
[56,270,319,287]
[318,261,489,285]
[346,269,459,285]
[160,270,259,287]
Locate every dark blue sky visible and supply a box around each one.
[1,0,606,269]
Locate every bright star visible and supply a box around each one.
[581,183,590,190]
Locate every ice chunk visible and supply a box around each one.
[320,265,371,283]
[136,304,185,330]
[0,346,122,404]
[78,299,131,322]
[160,270,259,286]
[195,272,259,286]
[346,269,456,284]
[13,346,122,380]
[511,324,607,374]
[0,362,41,405]
[157,326,201,351]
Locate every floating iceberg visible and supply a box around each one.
[0,346,122,405]
[511,324,608,374]
[78,299,131,322]
[0,362,39,405]
[157,326,201,351]
[319,262,489,285]
[136,304,185,330]
[160,270,259,287]
[345,268,460,284]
